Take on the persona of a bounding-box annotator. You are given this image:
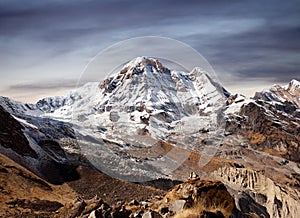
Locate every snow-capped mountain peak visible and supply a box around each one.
[20,57,223,158]
[286,79,300,95]
[288,79,300,88]
[1,57,228,154]
[121,56,170,75]
[98,57,224,112]
[254,79,300,108]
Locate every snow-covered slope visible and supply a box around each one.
[0,96,41,116]
[225,79,300,119]
[3,56,298,182]
[0,57,229,181]
[84,58,224,139]
[38,57,228,147]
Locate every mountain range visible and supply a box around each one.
[0,57,299,217]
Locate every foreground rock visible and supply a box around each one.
[56,177,237,218]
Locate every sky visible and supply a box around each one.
[0,0,300,103]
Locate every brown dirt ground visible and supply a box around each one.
[0,153,165,217]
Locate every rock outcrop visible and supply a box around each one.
[226,91,300,162]
[213,166,300,218]
[0,105,37,158]
[56,177,236,218]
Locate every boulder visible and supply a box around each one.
[129,199,139,206]
[142,211,162,218]
[169,199,187,213]
[88,210,102,218]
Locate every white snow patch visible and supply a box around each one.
[12,115,38,129]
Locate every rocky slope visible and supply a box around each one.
[0,103,80,185]
[56,176,237,218]
[0,153,76,217]
[222,81,300,217]
[226,80,300,162]
[0,149,238,218]
[0,153,166,217]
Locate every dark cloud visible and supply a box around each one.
[0,0,300,100]
[185,21,300,84]
[0,0,258,40]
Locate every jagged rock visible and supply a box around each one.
[88,210,102,218]
[142,211,162,218]
[81,198,103,215]
[52,178,237,218]
[224,81,300,168]
[57,198,87,218]
[189,171,199,179]
[111,205,131,218]
[129,199,139,206]
[213,166,300,217]
[238,191,269,217]
[169,199,187,212]
[159,179,235,217]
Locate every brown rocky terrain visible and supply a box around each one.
[221,81,300,217]
[0,153,75,217]
[226,84,300,162]
[1,151,244,218]
[55,177,239,218]
[227,100,300,162]
[0,153,166,217]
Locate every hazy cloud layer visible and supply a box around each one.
[8,79,80,91]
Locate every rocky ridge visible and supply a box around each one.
[226,81,300,162]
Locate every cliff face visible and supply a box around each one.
[226,99,300,163]
[242,101,299,162]
[220,81,300,217]
[0,105,37,158]
[213,166,300,218]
